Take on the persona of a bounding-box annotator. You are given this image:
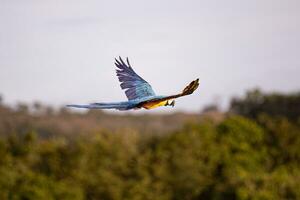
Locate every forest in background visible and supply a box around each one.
[0,89,299,200]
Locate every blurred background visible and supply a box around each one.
[0,0,299,199]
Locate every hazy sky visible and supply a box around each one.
[0,0,299,112]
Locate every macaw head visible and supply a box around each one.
[165,99,175,107]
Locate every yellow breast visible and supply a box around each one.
[142,100,168,109]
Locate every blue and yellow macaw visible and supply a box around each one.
[67,57,199,111]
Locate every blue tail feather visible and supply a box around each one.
[66,102,134,111]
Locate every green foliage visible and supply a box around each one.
[0,116,299,200]
[0,98,299,199]
[230,89,300,121]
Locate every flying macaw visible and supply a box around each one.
[67,57,199,111]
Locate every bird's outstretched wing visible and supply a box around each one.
[115,57,156,100]
[137,78,199,107]
[164,78,199,99]
[178,78,200,97]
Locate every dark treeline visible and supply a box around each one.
[230,89,300,121]
[0,89,299,200]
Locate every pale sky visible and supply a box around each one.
[0,0,299,112]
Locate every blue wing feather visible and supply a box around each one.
[115,57,155,100]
